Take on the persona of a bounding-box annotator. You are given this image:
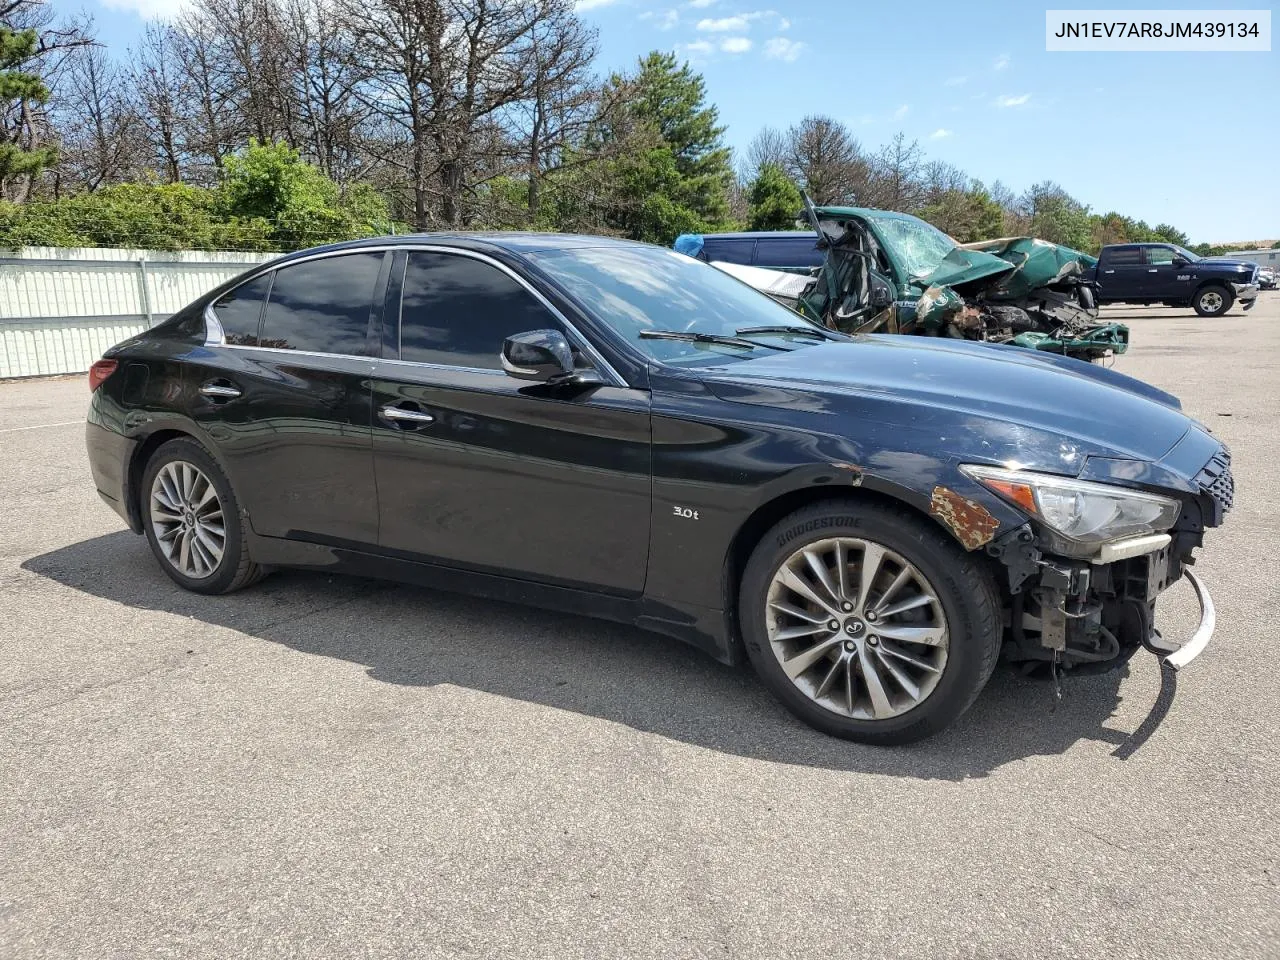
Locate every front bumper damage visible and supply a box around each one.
[1153,569,1215,671]
[991,444,1231,675]
[1233,281,1260,309]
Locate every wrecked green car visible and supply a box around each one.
[703,205,1129,362]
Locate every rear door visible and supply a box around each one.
[370,248,652,594]
[192,250,387,546]
[1099,245,1146,299]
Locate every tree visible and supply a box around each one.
[217,139,392,248]
[919,182,1003,243]
[1021,181,1091,251]
[587,51,732,241]
[865,133,924,211]
[747,163,801,230]
[0,25,56,198]
[785,115,866,204]
[741,124,786,182]
[56,42,144,191]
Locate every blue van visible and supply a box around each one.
[674,231,824,272]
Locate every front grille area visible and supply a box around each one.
[1195,447,1234,525]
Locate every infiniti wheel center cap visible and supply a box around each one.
[845,620,864,636]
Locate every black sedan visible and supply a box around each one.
[85,234,1231,744]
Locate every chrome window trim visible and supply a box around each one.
[203,243,625,388]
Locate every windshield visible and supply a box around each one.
[865,213,958,278]
[527,244,835,366]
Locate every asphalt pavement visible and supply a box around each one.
[2,296,1278,959]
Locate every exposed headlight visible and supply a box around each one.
[960,465,1180,546]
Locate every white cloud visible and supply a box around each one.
[778,16,790,29]
[929,128,952,139]
[679,39,715,56]
[690,0,717,6]
[696,9,774,31]
[697,15,748,31]
[893,104,910,119]
[720,36,752,52]
[995,93,1030,107]
[99,0,187,17]
[640,8,679,29]
[763,36,803,60]
[944,75,967,86]
[993,53,1010,70]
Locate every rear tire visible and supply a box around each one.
[140,437,263,595]
[738,500,1002,745]
[1193,284,1232,317]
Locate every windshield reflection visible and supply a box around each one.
[529,244,840,366]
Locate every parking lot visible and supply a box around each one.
[2,297,1278,959]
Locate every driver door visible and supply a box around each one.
[1141,245,1192,300]
[369,249,652,594]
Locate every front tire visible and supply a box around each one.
[738,501,1001,745]
[1193,284,1232,317]
[140,437,263,594]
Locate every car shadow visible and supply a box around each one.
[23,530,1166,781]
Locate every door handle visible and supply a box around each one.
[199,381,241,400]
[1148,269,1159,273]
[1104,269,1115,274]
[380,404,435,426]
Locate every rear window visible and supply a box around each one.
[1107,247,1142,265]
[258,253,383,355]
[753,236,822,269]
[211,273,272,346]
[700,238,755,265]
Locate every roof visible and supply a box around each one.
[264,231,652,268]
[813,206,919,222]
[686,230,818,241]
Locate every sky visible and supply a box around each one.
[59,0,1279,243]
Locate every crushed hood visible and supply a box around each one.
[959,237,1099,299]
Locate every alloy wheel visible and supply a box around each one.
[149,460,226,579]
[765,537,949,720]
[1200,291,1223,312]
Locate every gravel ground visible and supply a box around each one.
[2,296,1278,959]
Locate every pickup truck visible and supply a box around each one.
[1091,243,1260,317]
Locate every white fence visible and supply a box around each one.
[0,247,277,379]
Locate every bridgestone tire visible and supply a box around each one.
[738,500,1002,745]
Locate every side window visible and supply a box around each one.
[258,252,383,354]
[1146,246,1175,266]
[1107,247,1142,265]
[399,252,565,369]
[211,273,272,346]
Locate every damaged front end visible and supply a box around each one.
[973,441,1232,676]
[722,203,1130,362]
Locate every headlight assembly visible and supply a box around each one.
[960,464,1180,548]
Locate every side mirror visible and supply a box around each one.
[870,280,892,309]
[501,329,591,384]
[1171,256,1189,268]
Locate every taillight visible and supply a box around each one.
[89,359,118,392]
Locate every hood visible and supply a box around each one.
[1195,257,1256,271]
[958,237,1098,299]
[701,336,1191,466]
[915,246,1013,290]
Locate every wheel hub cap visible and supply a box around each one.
[150,461,226,580]
[765,536,949,721]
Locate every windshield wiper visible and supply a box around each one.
[638,330,790,351]
[735,324,837,341]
